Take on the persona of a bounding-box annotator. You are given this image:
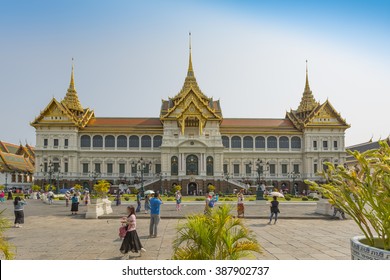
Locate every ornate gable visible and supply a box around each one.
[31,98,76,126]
[304,100,350,128]
[160,36,222,134]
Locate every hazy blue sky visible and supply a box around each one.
[0,0,389,146]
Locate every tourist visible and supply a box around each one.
[0,191,5,203]
[268,196,280,224]
[331,204,346,220]
[149,192,163,238]
[175,190,182,211]
[13,196,27,228]
[116,191,121,206]
[71,193,79,215]
[65,191,70,207]
[144,194,150,214]
[84,191,90,205]
[120,206,146,258]
[47,190,54,205]
[204,193,215,214]
[36,191,41,200]
[7,190,13,200]
[136,192,141,213]
[237,190,245,218]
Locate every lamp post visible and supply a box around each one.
[288,171,301,196]
[224,173,230,194]
[250,159,269,200]
[89,170,101,193]
[40,161,57,192]
[131,158,152,197]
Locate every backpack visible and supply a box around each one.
[208,199,215,208]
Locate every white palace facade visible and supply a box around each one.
[31,43,350,195]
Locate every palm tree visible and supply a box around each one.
[173,204,261,260]
[0,210,13,259]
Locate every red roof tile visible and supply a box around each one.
[221,118,295,128]
[87,118,162,127]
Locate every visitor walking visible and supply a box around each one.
[237,190,245,218]
[84,191,90,206]
[13,197,27,228]
[120,206,146,258]
[7,190,13,200]
[268,196,280,224]
[175,190,182,211]
[71,194,79,215]
[136,192,141,213]
[144,194,150,214]
[116,191,121,206]
[149,192,163,238]
[0,191,5,203]
[47,190,54,205]
[204,193,215,214]
[65,191,70,207]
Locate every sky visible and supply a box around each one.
[0,0,389,146]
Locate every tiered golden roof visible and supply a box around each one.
[0,141,35,173]
[296,61,319,116]
[61,62,84,113]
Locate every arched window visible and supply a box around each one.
[231,136,242,149]
[93,135,103,147]
[279,136,289,149]
[117,135,127,148]
[267,136,277,149]
[255,136,265,149]
[141,135,151,148]
[171,156,178,176]
[129,135,139,148]
[105,135,115,148]
[243,136,253,149]
[80,135,91,147]
[153,135,162,148]
[186,155,199,175]
[291,136,302,149]
[206,156,214,176]
[222,136,229,148]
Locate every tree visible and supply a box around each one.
[44,184,55,192]
[207,184,216,193]
[306,140,390,250]
[173,204,261,260]
[172,184,182,193]
[0,210,14,259]
[73,184,83,192]
[31,185,41,192]
[0,185,4,191]
[93,180,110,198]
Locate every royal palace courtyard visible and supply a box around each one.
[0,199,362,260]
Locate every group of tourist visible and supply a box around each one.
[119,191,163,259]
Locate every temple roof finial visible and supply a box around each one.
[187,32,194,76]
[62,58,84,113]
[305,60,310,92]
[69,58,75,90]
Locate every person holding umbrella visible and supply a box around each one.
[268,196,280,224]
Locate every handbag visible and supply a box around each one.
[119,225,128,238]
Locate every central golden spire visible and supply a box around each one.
[297,60,318,116]
[187,32,194,77]
[62,58,84,113]
[304,60,310,92]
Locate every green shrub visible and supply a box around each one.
[302,196,309,201]
[124,197,130,201]
[248,198,255,201]
[58,197,66,200]
[195,198,204,201]
[80,195,84,200]
[313,197,319,201]
[224,198,233,201]
[167,198,175,201]
[263,197,269,201]
[284,196,291,201]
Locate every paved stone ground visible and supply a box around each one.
[0,199,361,260]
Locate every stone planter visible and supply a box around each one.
[351,236,390,260]
[102,198,113,215]
[315,199,332,215]
[85,198,112,219]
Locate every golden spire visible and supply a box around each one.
[187,32,194,77]
[69,58,75,90]
[62,58,84,113]
[297,60,318,115]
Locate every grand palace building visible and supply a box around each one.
[31,41,350,195]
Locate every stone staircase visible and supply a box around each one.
[133,178,161,189]
[226,179,250,190]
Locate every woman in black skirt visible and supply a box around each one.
[14,196,27,228]
[71,193,79,215]
[120,206,146,258]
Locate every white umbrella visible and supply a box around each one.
[144,190,155,195]
[268,192,284,198]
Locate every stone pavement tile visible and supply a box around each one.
[320,250,349,257]
[264,247,286,254]
[309,253,335,260]
[272,253,297,260]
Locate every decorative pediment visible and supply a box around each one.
[304,100,349,128]
[31,98,75,126]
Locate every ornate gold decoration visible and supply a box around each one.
[296,61,319,116]
[61,60,84,114]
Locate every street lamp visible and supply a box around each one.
[224,172,230,194]
[250,159,269,200]
[288,171,301,196]
[40,160,60,193]
[89,170,101,192]
[131,158,152,197]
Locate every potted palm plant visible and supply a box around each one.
[306,140,390,260]
[173,204,261,260]
[86,180,112,219]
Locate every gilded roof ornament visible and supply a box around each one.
[296,60,318,115]
[62,58,84,113]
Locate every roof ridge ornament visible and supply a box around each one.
[187,32,194,77]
